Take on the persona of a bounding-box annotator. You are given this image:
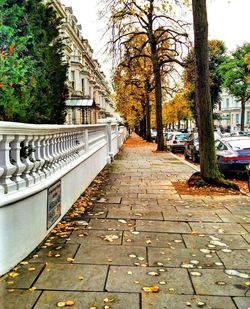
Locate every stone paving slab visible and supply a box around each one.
[190,269,250,296]
[121,198,159,206]
[243,233,250,244]
[233,297,250,309]
[34,291,140,309]
[122,231,185,248]
[107,209,164,220]
[83,210,108,219]
[106,266,193,294]
[0,290,42,309]
[243,224,250,233]
[35,264,108,291]
[189,222,247,235]
[67,229,123,245]
[162,210,221,222]
[183,234,250,249]
[93,203,132,211]
[175,204,224,212]
[215,210,250,223]
[141,293,237,309]
[89,218,136,230]
[217,249,250,269]
[0,263,45,289]
[132,204,176,211]
[28,244,79,264]
[148,248,223,268]
[136,220,191,233]
[74,244,147,265]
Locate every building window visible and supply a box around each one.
[71,71,75,90]
[236,114,240,124]
[247,111,250,124]
[226,98,229,109]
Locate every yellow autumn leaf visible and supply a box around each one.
[142,285,160,293]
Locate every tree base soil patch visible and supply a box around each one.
[172,180,247,196]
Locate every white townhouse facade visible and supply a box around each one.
[50,0,119,124]
[216,90,250,132]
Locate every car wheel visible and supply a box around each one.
[184,152,189,159]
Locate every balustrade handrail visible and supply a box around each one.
[0,121,126,205]
[0,121,107,135]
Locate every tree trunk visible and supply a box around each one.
[145,93,152,142]
[192,0,221,181]
[152,63,164,150]
[148,1,164,150]
[240,98,245,131]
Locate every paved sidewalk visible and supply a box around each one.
[1,134,250,308]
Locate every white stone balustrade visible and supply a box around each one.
[0,121,126,202]
[0,121,128,276]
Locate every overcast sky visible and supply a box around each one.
[61,0,250,78]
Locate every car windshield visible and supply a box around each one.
[228,139,250,150]
[175,133,188,141]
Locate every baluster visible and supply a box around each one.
[29,135,40,184]
[0,134,17,193]
[65,132,72,162]
[57,133,66,168]
[49,134,59,172]
[20,136,35,186]
[61,133,68,164]
[53,133,62,170]
[40,135,51,177]
[84,128,89,153]
[45,135,54,174]
[35,135,46,181]
[0,135,16,194]
[10,135,26,190]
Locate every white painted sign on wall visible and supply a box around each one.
[47,180,61,229]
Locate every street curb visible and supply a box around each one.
[170,152,200,172]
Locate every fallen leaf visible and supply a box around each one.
[57,300,76,307]
[8,272,19,278]
[28,267,36,271]
[103,235,119,242]
[190,271,202,277]
[147,271,160,276]
[215,281,226,285]
[47,251,54,257]
[142,285,160,293]
[118,219,127,224]
[66,258,74,262]
[129,254,137,258]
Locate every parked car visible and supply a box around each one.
[215,136,250,176]
[247,164,250,191]
[184,133,199,162]
[166,132,189,153]
[150,129,157,141]
[184,132,221,162]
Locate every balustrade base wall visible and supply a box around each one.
[0,122,128,276]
